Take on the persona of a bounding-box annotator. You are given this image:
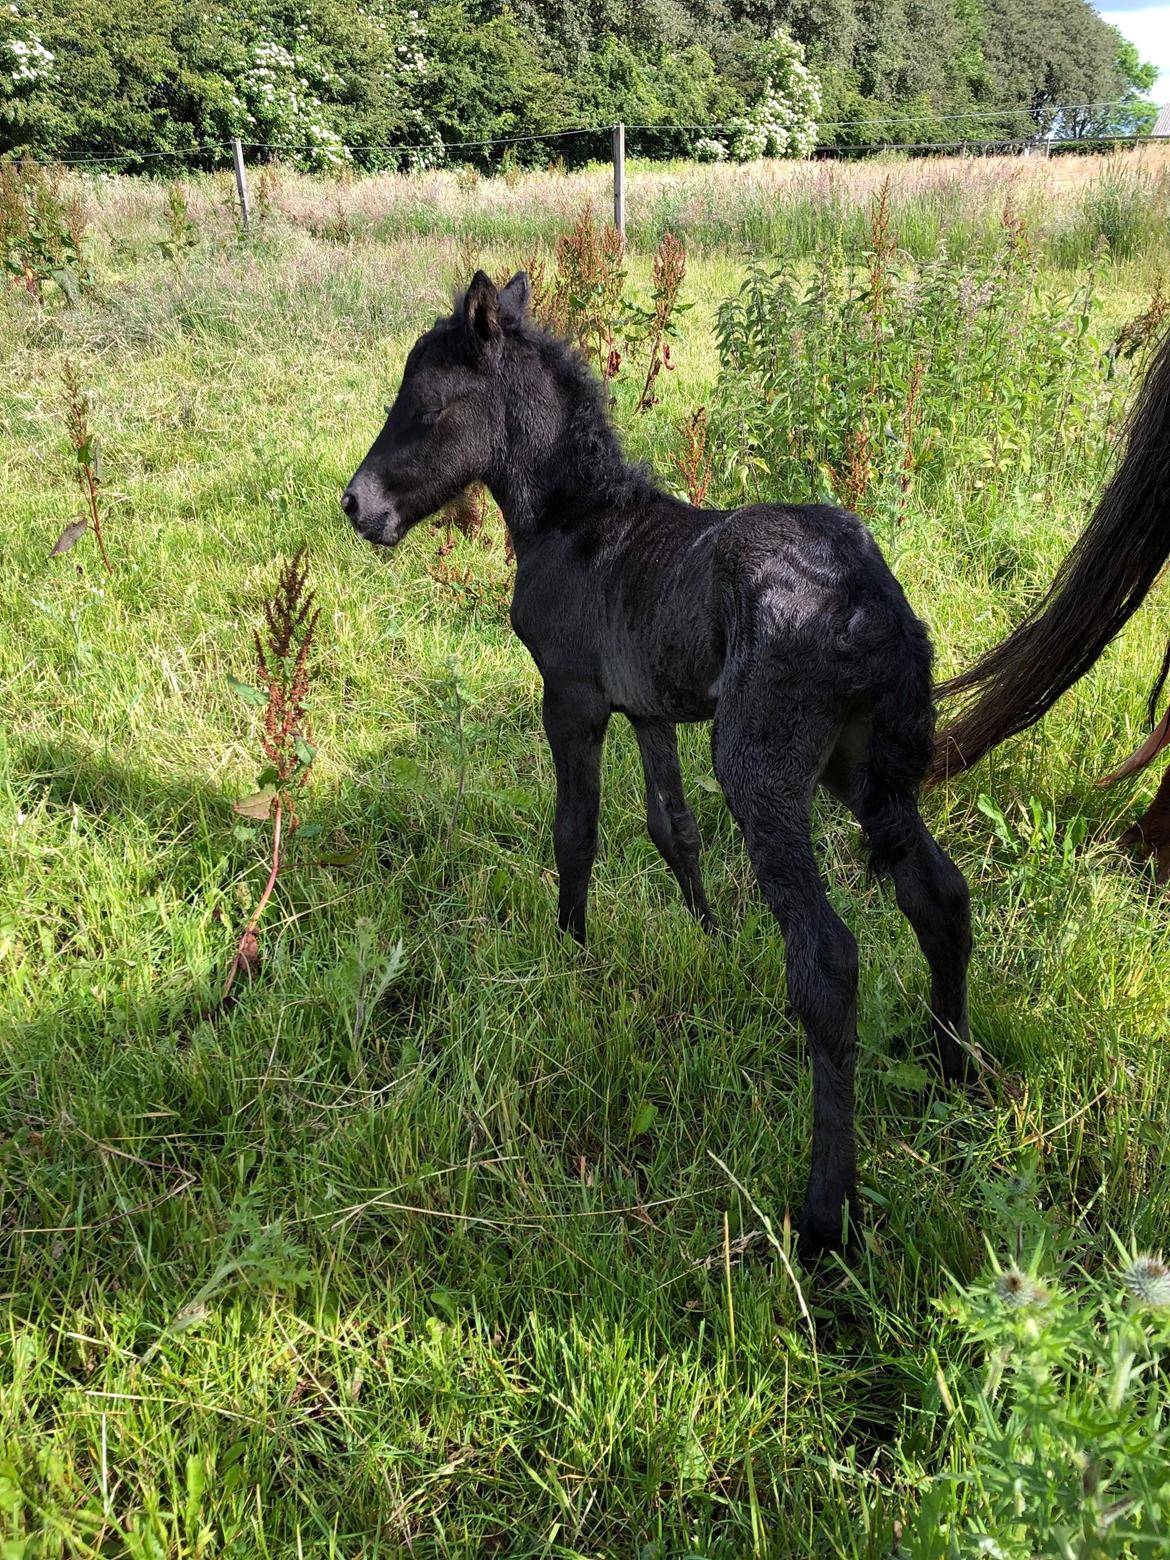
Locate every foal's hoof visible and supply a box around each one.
[557,916,587,948]
[795,1205,851,1261]
[937,1035,985,1089]
[1121,819,1170,883]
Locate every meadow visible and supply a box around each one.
[2,150,1170,1556]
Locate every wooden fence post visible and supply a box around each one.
[231,137,251,232]
[612,122,625,236]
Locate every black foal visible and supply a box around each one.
[342,270,973,1251]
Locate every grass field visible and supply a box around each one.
[2,152,1170,1556]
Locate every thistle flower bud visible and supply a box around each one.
[1123,1255,1170,1309]
[994,1267,1047,1309]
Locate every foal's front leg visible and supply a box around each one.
[542,685,609,945]
[631,718,716,931]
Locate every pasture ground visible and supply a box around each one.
[2,152,1170,1555]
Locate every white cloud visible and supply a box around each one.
[1099,6,1170,95]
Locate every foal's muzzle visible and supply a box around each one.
[341,475,403,548]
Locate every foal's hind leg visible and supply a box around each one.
[631,717,716,930]
[1123,759,1170,883]
[827,749,972,1080]
[713,696,858,1252]
[884,822,972,1080]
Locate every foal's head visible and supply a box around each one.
[342,270,532,548]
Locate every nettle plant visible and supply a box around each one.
[907,1244,1170,1557]
[158,182,198,267]
[713,192,1121,524]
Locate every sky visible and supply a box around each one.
[1096,1,1170,97]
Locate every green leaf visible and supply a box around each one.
[52,267,80,307]
[389,756,426,784]
[317,847,362,867]
[430,1288,458,1322]
[227,675,268,707]
[883,1061,929,1093]
[484,784,539,815]
[295,822,323,840]
[294,736,316,767]
[184,1453,205,1537]
[631,1102,657,1138]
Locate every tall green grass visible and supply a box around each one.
[62,148,1170,274]
[1,159,1169,1556]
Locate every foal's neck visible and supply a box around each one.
[489,356,654,549]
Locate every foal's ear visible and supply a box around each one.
[499,271,531,326]
[463,270,500,350]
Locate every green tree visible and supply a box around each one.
[417,4,577,164]
[0,0,1156,165]
[979,0,1156,140]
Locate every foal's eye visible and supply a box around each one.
[418,405,443,428]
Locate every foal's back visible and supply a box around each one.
[567,493,932,733]
[712,500,933,721]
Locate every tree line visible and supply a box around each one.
[0,0,1158,169]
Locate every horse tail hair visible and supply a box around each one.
[856,619,936,873]
[930,325,1170,784]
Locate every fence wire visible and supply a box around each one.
[16,105,1166,170]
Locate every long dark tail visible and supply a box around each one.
[930,327,1170,784]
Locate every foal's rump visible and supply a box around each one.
[714,501,936,863]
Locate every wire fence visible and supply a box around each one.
[21,102,1167,171]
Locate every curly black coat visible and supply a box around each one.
[342,271,973,1252]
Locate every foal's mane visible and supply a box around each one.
[523,321,660,506]
[447,292,662,511]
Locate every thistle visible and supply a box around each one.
[994,1266,1048,1310]
[1122,1254,1170,1310]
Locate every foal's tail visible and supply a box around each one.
[929,326,1170,784]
